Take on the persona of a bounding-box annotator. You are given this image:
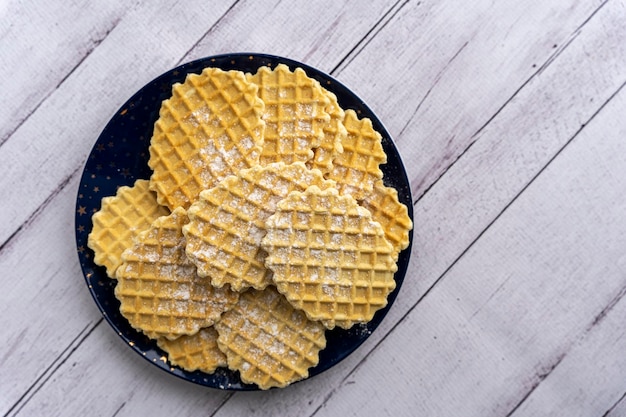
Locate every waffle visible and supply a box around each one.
[183,162,335,292]
[262,186,397,330]
[360,180,413,259]
[88,179,169,278]
[114,208,239,340]
[157,326,226,373]
[148,67,265,210]
[247,64,330,166]
[214,286,327,389]
[326,109,386,200]
[307,87,346,174]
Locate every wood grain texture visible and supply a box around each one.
[506,87,626,417]
[183,0,402,70]
[1,0,625,415]
[0,172,99,414]
[0,0,133,144]
[11,322,233,417]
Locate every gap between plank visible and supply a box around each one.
[208,393,236,417]
[4,319,104,417]
[601,390,626,417]
[176,0,242,66]
[504,353,568,417]
[110,401,127,417]
[330,0,412,77]
[0,164,82,255]
[506,216,626,416]
[396,40,470,140]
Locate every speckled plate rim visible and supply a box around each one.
[75,52,413,390]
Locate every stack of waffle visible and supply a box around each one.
[88,64,412,389]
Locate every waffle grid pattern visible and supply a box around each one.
[88,179,169,277]
[308,88,346,174]
[183,162,334,291]
[360,180,413,259]
[215,287,326,389]
[248,64,330,165]
[148,68,265,210]
[115,208,238,340]
[327,109,387,200]
[263,187,397,329]
[157,327,227,373]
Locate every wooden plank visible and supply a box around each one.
[307,63,626,417]
[181,0,403,72]
[510,268,626,416]
[402,0,626,328]
[334,0,607,199]
[9,322,231,417]
[208,0,626,415]
[0,172,100,414]
[0,0,131,143]
[0,0,237,247]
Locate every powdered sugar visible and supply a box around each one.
[297,120,312,132]
[248,188,267,204]
[191,105,212,125]
[239,136,254,151]
[172,284,191,300]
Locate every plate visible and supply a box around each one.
[75,53,413,390]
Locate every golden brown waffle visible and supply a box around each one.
[262,186,397,330]
[214,286,326,389]
[157,327,226,373]
[247,64,330,165]
[307,87,346,174]
[184,162,335,292]
[114,208,239,340]
[148,67,265,210]
[88,179,169,278]
[360,180,413,259]
[326,109,386,200]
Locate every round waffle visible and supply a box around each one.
[214,286,327,390]
[183,162,335,292]
[157,327,226,373]
[148,67,265,210]
[88,179,169,278]
[360,179,413,260]
[81,55,415,391]
[262,186,397,329]
[247,64,330,166]
[326,109,386,200]
[114,208,239,340]
[307,87,346,174]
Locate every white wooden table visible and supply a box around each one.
[2,1,626,416]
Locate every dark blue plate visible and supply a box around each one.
[75,53,413,390]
